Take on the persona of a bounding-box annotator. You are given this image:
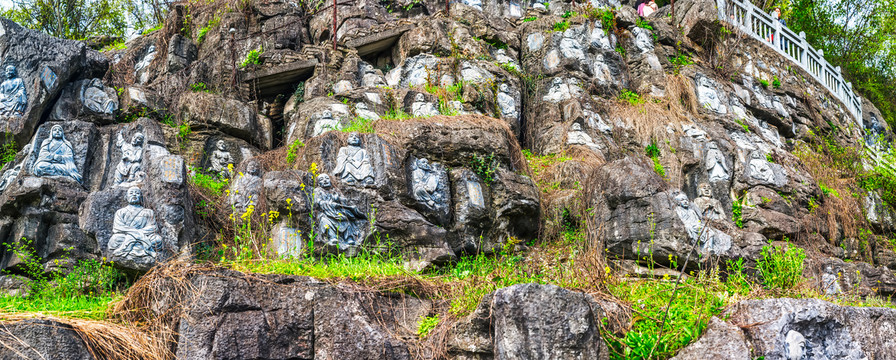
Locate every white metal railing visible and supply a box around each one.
[717,0,863,122]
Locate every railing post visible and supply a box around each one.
[745,1,754,35]
[774,20,782,49]
[799,31,807,65]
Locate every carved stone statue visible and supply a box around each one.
[693,183,725,221]
[821,265,842,296]
[32,125,82,183]
[705,142,729,182]
[314,174,367,247]
[497,83,518,120]
[230,161,263,215]
[567,122,600,150]
[355,102,380,120]
[135,45,156,84]
[748,151,776,184]
[411,158,446,209]
[108,187,162,263]
[0,65,27,117]
[696,75,726,114]
[631,27,655,53]
[312,109,340,136]
[209,140,234,178]
[0,164,22,192]
[114,131,145,186]
[333,133,375,185]
[82,78,117,114]
[674,192,731,254]
[784,330,807,360]
[411,93,439,117]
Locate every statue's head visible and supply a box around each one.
[216,140,227,151]
[50,125,64,139]
[246,161,260,176]
[698,183,712,197]
[570,122,583,131]
[784,330,806,360]
[751,151,763,160]
[707,142,718,150]
[347,132,361,146]
[4,65,15,78]
[317,173,332,188]
[321,110,333,119]
[127,186,143,205]
[415,93,426,102]
[356,103,369,111]
[674,193,690,208]
[499,83,510,92]
[132,132,145,146]
[417,158,431,171]
[552,77,563,86]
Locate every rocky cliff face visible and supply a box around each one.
[0,0,894,357]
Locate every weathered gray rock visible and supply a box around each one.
[178,92,272,150]
[0,319,95,360]
[676,298,896,359]
[448,284,619,359]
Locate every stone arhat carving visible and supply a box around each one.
[411,158,447,209]
[748,151,776,184]
[0,65,27,117]
[32,125,82,183]
[81,78,117,114]
[333,133,375,185]
[209,140,234,178]
[108,186,163,263]
[411,93,439,117]
[314,173,367,248]
[705,142,730,182]
[693,182,725,221]
[497,83,518,120]
[114,131,145,186]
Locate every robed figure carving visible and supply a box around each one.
[108,187,162,262]
[115,131,144,185]
[333,133,375,185]
[314,174,367,247]
[32,125,82,183]
[0,65,27,117]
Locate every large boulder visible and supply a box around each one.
[675,298,896,359]
[0,319,95,360]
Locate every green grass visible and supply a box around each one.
[190,167,229,196]
[286,139,304,165]
[619,89,643,106]
[341,116,376,133]
[417,314,440,337]
[0,293,119,320]
[757,240,805,290]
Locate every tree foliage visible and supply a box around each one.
[1,0,128,39]
[1,0,168,40]
[774,0,896,127]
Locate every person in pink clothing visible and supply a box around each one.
[639,0,658,17]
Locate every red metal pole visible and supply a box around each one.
[333,0,337,51]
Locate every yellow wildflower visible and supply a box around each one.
[310,162,318,175]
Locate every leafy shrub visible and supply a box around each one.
[731,194,744,228]
[417,314,440,337]
[190,82,209,92]
[669,53,693,74]
[645,143,661,158]
[636,17,653,30]
[619,89,643,105]
[190,167,229,196]
[552,20,570,32]
[240,46,263,68]
[772,75,782,89]
[286,139,304,165]
[759,78,770,88]
[757,240,806,290]
[1,135,17,165]
[341,116,376,133]
[471,153,499,186]
[522,16,537,22]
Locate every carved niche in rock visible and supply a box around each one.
[314,174,367,248]
[114,131,145,186]
[0,65,27,118]
[705,142,730,182]
[32,125,82,183]
[747,151,777,184]
[108,187,163,265]
[410,158,449,215]
[333,133,375,186]
[693,183,725,221]
[497,83,519,121]
[411,93,439,117]
[209,140,234,178]
[673,193,732,255]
